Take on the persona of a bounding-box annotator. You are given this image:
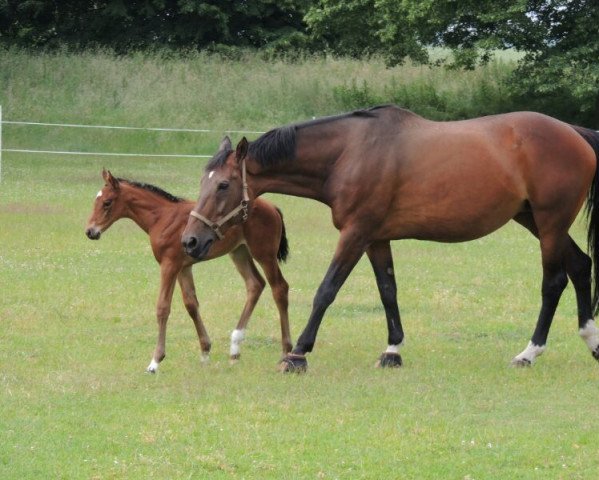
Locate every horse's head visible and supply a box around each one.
[85,169,124,240]
[182,136,250,259]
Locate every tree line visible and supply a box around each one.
[1,0,598,126]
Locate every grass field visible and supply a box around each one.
[2,50,599,479]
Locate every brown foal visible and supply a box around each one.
[85,160,291,372]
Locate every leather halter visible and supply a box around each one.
[189,158,249,240]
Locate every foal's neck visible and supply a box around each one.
[121,183,180,234]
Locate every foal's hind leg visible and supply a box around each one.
[229,245,266,362]
[512,213,570,365]
[177,266,212,364]
[251,248,293,362]
[367,241,405,368]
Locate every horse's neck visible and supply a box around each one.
[121,185,173,234]
[249,126,344,203]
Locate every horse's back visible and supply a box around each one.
[341,109,597,242]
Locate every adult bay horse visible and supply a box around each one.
[85,151,291,372]
[181,105,599,373]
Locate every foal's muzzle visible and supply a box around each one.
[85,226,101,240]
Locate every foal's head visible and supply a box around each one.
[85,169,125,240]
[182,136,250,259]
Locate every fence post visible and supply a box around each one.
[0,104,3,183]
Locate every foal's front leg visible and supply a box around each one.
[147,261,178,373]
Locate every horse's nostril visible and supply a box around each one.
[184,235,198,250]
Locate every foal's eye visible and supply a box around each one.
[103,200,113,208]
[217,181,229,191]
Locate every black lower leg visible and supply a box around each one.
[531,269,568,346]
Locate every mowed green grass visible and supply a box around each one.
[2,51,599,479]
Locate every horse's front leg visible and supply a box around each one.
[280,229,366,373]
[366,241,405,368]
[147,261,178,373]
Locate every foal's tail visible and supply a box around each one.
[275,207,289,263]
[573,125,599,315]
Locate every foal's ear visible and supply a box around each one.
[103,169,120,190]
[219,136,232,152]
[235,137,249,163]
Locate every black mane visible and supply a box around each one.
[247,106,385,168]
[118,178,184,203]
[203,105,398,171]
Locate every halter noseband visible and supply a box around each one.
[189,158,249,240]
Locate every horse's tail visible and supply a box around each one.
[573,125,599,315]
[275,207,289,263]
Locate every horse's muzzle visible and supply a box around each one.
[181,233,214,259]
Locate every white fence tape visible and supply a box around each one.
[3,119,266,135]
[0,112,268,182]
[3,148,212,158]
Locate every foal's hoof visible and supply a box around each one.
[146,366,157,374]
[278,354,308,373]
[510,357,532,368]
[592,347,599,361]
[375,352,403,368]
[229,354,241,365]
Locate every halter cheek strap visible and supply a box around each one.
[189,159,250,240]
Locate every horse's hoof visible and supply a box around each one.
[146,367,157,374]
[375,352,403,368]
[592,347,599,361]
[510,357,532,367]
[278,354,308,373]
[229,354,240,365]
[200,353,210,364]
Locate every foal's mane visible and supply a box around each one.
[117,178,184,203]
[204,105,404,171]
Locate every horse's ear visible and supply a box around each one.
[219,136,232,152]
[104,169,120,190]
[235,137,249,163]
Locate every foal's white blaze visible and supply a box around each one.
[513,341,546,365]
[147,358,159,372]
[208,171,215,179]
[230,329,245,357]
[96,190,103,198]
[579,319,599,352]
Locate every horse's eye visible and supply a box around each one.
[103,200,113,208]
[217,181,229,191]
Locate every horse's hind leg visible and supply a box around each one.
[366,241,404,368]
[514,212,599,362]
[566,240,599,359]
[177,266,212,364]
[512,213,570,365]
[229,245,266,362]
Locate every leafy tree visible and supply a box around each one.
[306,0,599,126]
[0,0,310,53]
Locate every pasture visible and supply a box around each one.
[1,50,599,479]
